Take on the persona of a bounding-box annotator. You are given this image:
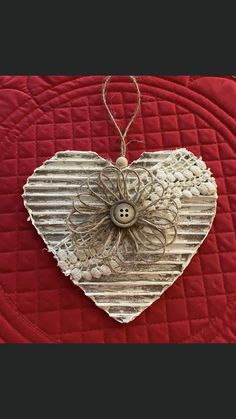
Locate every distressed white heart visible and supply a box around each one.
[23,148,217,323]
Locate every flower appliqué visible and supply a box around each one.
[67,164,178,275]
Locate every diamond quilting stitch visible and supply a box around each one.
[1,75,235,342]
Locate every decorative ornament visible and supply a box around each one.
[23,76,218,323]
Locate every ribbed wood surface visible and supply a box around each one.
[23,150,217,323]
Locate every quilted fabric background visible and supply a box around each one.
[0,75,236,343]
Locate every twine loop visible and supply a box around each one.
[102,75,141,157]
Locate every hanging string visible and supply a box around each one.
[102,75,141,157]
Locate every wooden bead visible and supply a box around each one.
[116,156,128,168]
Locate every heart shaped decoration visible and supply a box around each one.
[23,147,217,323]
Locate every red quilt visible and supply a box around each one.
[0,75,236,343]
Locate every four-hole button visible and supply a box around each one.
[110,201,137,228]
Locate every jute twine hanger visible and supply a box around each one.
[102,75,141,168]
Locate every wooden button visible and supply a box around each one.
[110,201,137,228]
